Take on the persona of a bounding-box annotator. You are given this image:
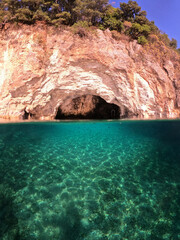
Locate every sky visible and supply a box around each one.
[109,0,180,48]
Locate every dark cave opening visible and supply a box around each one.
[55,95,121,120]
[23,110,34,120]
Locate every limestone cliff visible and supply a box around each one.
[0,23,180,120]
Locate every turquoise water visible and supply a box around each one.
[0,120,180,240]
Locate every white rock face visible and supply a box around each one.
[0,24,180,120]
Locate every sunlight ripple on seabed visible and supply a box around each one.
[0,120,180,240]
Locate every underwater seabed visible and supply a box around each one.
[0,120,180,240]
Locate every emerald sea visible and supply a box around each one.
[0,120,180,240]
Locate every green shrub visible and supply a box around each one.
[32,10,50,23]
[101,6,124,32]
[169,38,177,49]
[138,36,148,45]
[72,21,89,37]
[128,23,150,38]
[51,12,71,27]
[15,8,33,23]
[159,33,171,46]
[103,17,124,31]
[98,24,106,31]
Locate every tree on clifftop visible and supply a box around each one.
[0,0,179,50]
[120,0,146,22]
[0,0,108,26]
[100,5,123,31]
[72,0,108,25]
[170,38,177,49]
[0,0,19,25]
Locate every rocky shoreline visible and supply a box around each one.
[0,24,180,120]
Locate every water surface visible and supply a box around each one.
[0,120,180,240]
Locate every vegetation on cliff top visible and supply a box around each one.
[0,0,179,52]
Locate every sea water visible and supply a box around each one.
[0,120,180,240]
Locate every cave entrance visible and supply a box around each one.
[23,110,34,120]
[55,95,120,120]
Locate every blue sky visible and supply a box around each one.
[109,0,180,48]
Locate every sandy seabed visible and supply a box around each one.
[0,121,180,239]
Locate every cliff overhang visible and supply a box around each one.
[0,24,180,120]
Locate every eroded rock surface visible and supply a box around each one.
[0,23,180,120]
